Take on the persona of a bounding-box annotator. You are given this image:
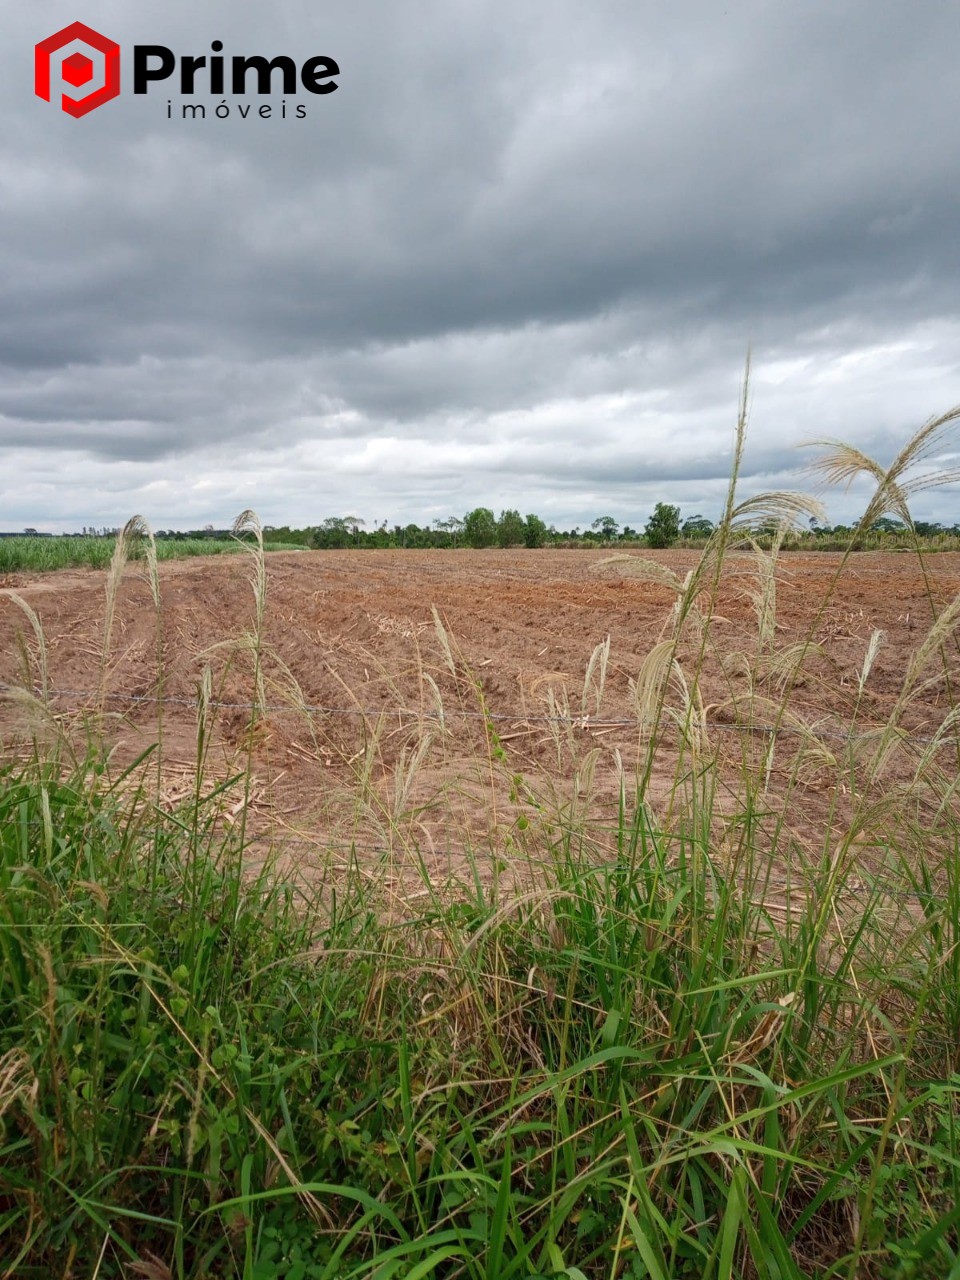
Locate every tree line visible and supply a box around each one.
[15,510,960,551]
[259,503,694,550]
[250,507,960,551]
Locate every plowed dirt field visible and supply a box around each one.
[3,549,959,891]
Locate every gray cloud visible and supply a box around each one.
[3,0,960,530]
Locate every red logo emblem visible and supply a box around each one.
[35,22,120,117]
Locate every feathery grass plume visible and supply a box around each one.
[527,675,575,767]
[581,634,610,717]
[659,683,709,759]
[622,361,756,809]
[571,743,603,818]
[198,632,268,724]
[0,1047,37,1123]
[351,709,391,831]
[860,587,960,788]
[910,703,960,789]
[420,670,447,735]
[598,556,704,641]
[727,489,828,535]
[432,604,459,678]
[189,665,215,866]
[677,489,823,644]
[886,588,960,723]
[196,664,213,765]
[624,361,756,804]
[0,684,63,753]
[761,406,960,769]
[99,515,157,715]
[597,555,687,592]
[808,403,960,530]
[809,408,960,773]
[715,691,837,770]
[231,509,267,711]
[430,605,514,837]
[225,512,271,852]
[861,725,915,784]
[6,592,49,705]
[627,360,825,803]
[307,654,434,860]
[761,639,825,693]
[807,440,888,494]
[251,644,311,717]
[392,729,437,825]
[407,622,443,737]
[745,526,786,653]
[857,629,885,697]
[631,639,687,735]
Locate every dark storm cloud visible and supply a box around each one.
[2,0,960,528]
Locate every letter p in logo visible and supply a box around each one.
[35,22,120,117]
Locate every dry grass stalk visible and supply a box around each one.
[5,593,49,704]
[809,404,960,529]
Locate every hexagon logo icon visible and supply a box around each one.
[35,22,120,117]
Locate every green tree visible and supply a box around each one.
[645,502,681,549]
[591,516,619,541]
[681,514,714,539]
[343,515,365,546]
[464,507,497,548]
[403,522,428,548]
[523,514,548,548]
[433,516,465,547]
[497,509,526,547]
[313,517,350,549]
[870,517,907,533]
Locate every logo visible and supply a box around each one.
[34,25,339,122]
[35,22,121,117]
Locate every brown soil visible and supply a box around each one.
[2,549,959,893]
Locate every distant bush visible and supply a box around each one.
[645,501,681,549]
[464,506,498,548]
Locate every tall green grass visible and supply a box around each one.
[0,536,306,575]
[5,744,958,1279]
[2,394,960,1278]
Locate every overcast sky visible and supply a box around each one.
[3,0,960,532]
